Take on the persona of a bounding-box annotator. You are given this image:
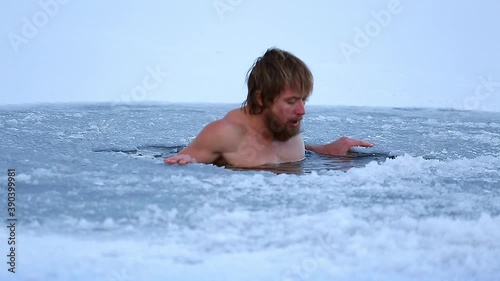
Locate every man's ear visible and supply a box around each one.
[255,90,263,107]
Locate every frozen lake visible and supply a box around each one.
[1,103,499,281]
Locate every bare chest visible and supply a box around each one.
[222,134,305,167]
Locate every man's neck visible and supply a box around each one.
[243,107,273,141]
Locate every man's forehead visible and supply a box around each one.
[280,86,310,98]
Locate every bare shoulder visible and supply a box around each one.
[195,109,246,152]
[205,109,246,135]
[223,108,246,123]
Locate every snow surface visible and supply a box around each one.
[0,103,499,281]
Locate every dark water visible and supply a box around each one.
[94,145,396,174]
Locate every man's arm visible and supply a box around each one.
[306,136,374,156]
[164,120,232,165]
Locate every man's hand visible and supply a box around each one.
[306,136,374,156]
[163,154,197,165]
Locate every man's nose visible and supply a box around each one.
[295,100,306,116]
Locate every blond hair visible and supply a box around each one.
[242,48,313,114]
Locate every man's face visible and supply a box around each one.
[264,85,308,142]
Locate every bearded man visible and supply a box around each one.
[164,48,374,167]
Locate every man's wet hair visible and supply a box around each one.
[242,48,314,115]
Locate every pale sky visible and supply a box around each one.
[2,0,500,111]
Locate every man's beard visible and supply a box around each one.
[264,110,301,142]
